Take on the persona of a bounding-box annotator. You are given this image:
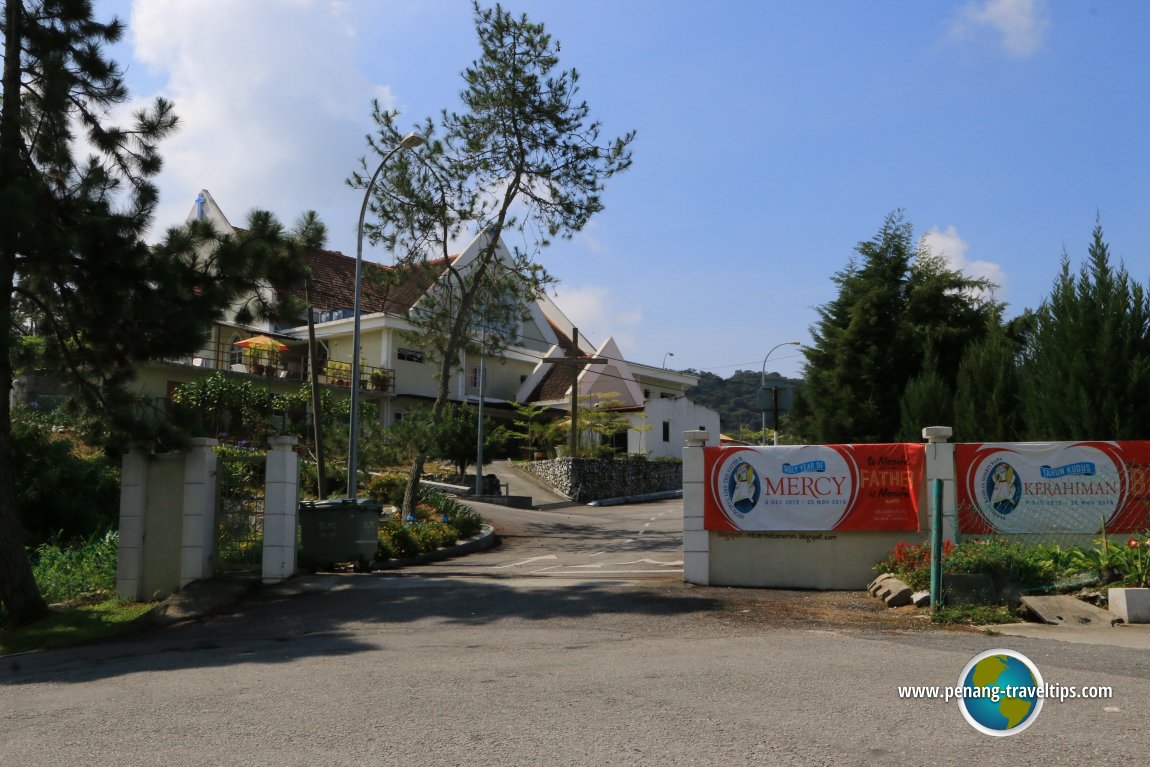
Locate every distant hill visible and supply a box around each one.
[685,369,804,436]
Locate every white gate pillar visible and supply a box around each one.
[923,426,957,542]
[682,429,710,585]
[180,438,219,587]
[116,444,150,600]
[263,436,300,583]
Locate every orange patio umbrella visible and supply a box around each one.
[232,335,288,351]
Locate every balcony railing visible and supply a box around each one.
[164,337,395,393]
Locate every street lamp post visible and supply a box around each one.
[348,131,426,500]
[760,341,801,446]
[662,352,674,369]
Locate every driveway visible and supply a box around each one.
[2,501,1148,766]
[403,498,683,579]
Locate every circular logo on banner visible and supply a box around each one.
[984,461,1022,514]
[726,462,760,514]
[957,649,1044,736]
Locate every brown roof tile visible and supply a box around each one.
[527,318,594,403]
[288,249,453,315]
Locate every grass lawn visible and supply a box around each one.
[0,600,158,657]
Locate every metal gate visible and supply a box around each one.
[215,453,267,573]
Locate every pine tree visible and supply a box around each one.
[802,211,997,443]
[1020,224,1150,439]
[0,1,310,625]
[351,2,634,515]
[952,322,1023,442]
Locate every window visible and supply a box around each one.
[397,348,424,363]
[662,421,671,443]
[644,389,651,399]
[660,392,675,399]
[469,366,482,388]
[520,374,528,384]
[393,412,404,423]
[228,335,243,366]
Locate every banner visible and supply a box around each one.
[956,441,1150,534]
[703,444,924,532]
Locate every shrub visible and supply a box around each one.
[378,518,420,559]
[945,538,1061,589]
[413,521,457,551]
[874,538,1064,595]
[12,418,121,546]
[365,471,408,506]
[31,531,119,604]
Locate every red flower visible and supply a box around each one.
[1128,537,1140,550]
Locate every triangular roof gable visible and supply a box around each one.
[186,189,234,231]
[579,337,644,407]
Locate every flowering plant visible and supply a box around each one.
[1116,533,1150,588]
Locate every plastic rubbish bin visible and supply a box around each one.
[298,498,381,571]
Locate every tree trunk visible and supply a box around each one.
[0,0,48,626]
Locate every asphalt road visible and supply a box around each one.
[2,501,1148,766]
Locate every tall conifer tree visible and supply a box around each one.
[1020,224,1150,439]
[0,1,310,624]
[802,212,997,443]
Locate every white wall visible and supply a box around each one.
[630,398,719,458]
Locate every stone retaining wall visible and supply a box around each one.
[519,458,682,502]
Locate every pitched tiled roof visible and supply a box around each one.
[288,249,452,315]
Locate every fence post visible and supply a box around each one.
[180,438,219,587]
[116,443,150,600]
[923,426,954,610]
[682,429,710,585]
[263,436,300,583]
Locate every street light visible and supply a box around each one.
[662,351,674,369]
[348,130,426,500]
[760,341,801,446]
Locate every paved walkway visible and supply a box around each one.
[485,459,573,508]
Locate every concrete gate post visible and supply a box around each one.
[922,426,957,543]
[116,443,150,600]
[682,429,711,585]
[263,436,300,583]
[180,438,219,587]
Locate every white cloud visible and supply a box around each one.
[125,0,386,245]
[949,0,1051,58]
[552,283,642,352]
[921,225,1007,300]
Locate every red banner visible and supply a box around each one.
[956,441,1150,534]
[703,444,924,532]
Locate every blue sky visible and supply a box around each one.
[94,0,1150,379]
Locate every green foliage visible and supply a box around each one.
[353,3,634,516]
[365,471,409,507]
[30,532,119,605]
[11,417,121,547]
[377,518,421,560]
[429,404,510,474]
[1020,223,1150,440]
[952,323,1024,442]
[412,521,458,551]
[1113,535,1150,587]
[801,211,997,443]
[685,369,803,438]
[932,605,1020,626]
[421,489,485,538]
[874,539,1062,595]
[897,363,953,442]
[375,491,486,561]
[508,400,561,454]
